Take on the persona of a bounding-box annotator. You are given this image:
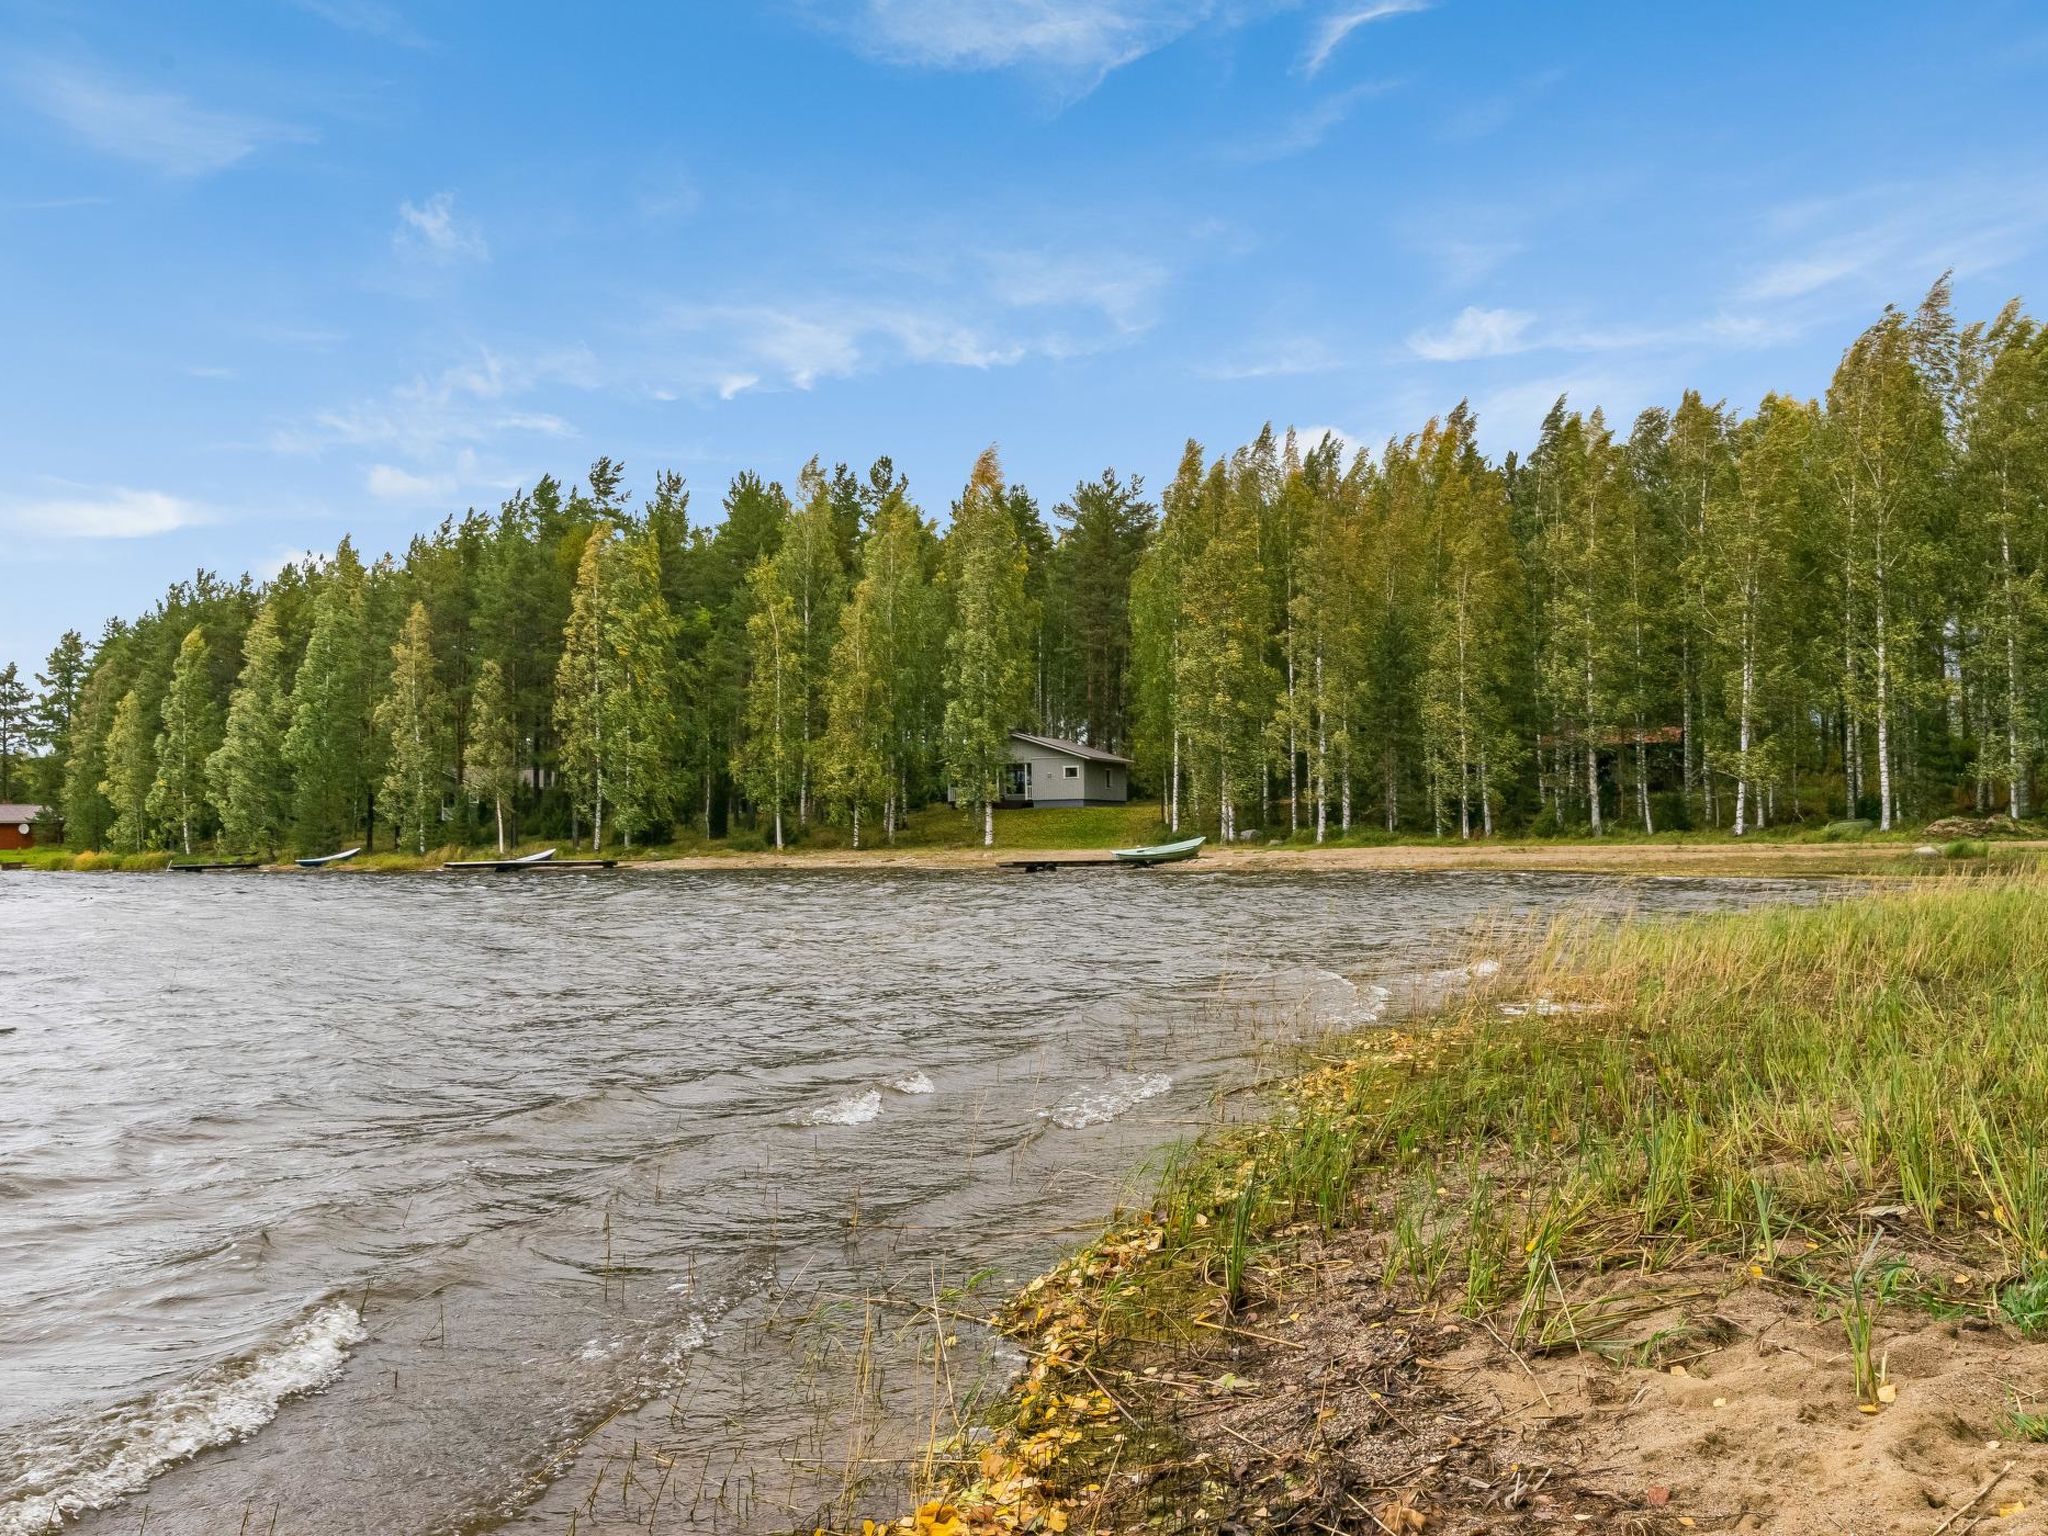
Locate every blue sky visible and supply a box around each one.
[5,0,2047,675]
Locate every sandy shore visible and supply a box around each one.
[636,837,2024,878]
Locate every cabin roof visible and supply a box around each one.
[1007,731,1133,766]
[0,804,46,823]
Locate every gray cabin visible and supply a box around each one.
[997,732,1131,808]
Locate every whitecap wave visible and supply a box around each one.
[0,1303,366,1535]
[801,1089,882,1126]
[1043,1072,1172,1130]
[890,1070,934,1095]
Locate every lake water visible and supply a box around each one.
[0,867,1825,1535]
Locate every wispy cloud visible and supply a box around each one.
[1732,175,2048,320]
[815,0,1220,91]
[654,240,1171,396]
[1197,339,1345,380]
[1302,0,1428,77]
[982,248,1167,331]
[394,192,488,263]
[367,462,458,502]
[1440,67,1562,141]
[273,346,594,459]
[1227,79,1394,163]
[291,0,430,47]
[1407,305,1535,361]
[10,58,311,176]
[4,485,208,538]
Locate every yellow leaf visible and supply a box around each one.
[1998,1501,2026,1518]
[1747,1264,1764,1279]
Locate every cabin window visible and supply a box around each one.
[1003,763,1029,798]
[1063,763,1080,780]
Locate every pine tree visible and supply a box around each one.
[147,626,221,854]
[463,658,521,853]
[208,606,292,856]
[284,541,373,851]
[99,689,152,852]
[942,447,1035,846]
[30,629,88,805]
[0,663,29,802]
[376,601,451,855]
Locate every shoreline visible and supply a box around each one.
[6,837,2034,880]
[869,873,2048,1535]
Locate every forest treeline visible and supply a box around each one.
[4,276,2046,855]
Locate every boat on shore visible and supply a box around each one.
[442,848,616,871]
[295,847,362,868]
[1109,835,1206,866]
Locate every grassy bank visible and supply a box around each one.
[876,874,2048,1534]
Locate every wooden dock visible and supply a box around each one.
[442,857,619,871]
[168,860,265,872]
[998,856,1123,872]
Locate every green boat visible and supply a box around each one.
[1110,834,1206,866]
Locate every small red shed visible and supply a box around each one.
[0,805,47,851]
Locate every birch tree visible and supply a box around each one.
[147,626,220,854]
[375,601,450,855]
[941,447,1034,847]
[208,606,292,856]
[463,658,520,853]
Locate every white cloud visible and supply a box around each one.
[366,464,456,502]
[1302,0,1428,77]
[274,346,593,459]
[5,486,207,538]
[394,192,489,264]
[1408,306,1535,361]
[11,59,311,176]
[655,239,1169,396]
[1735,176,2048,311]
[821,0,1218,89]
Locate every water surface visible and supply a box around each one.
[0,867,1824,1534]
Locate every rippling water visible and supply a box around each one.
[0,867,1824,1534]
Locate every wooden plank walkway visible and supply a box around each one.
[168,861,265,872]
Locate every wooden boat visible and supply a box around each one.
[1110,835,1206,866]
[295,846,361,868]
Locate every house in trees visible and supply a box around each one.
[1,804,51,850]
[995,733,1131,808]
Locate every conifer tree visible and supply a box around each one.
[147,626,221,854]
[376,601,450,855]
[0,663,29,802]
[463,658,521,853]
[208,606,292,856]
[30,629,88,805]
[942,448,1034,846]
